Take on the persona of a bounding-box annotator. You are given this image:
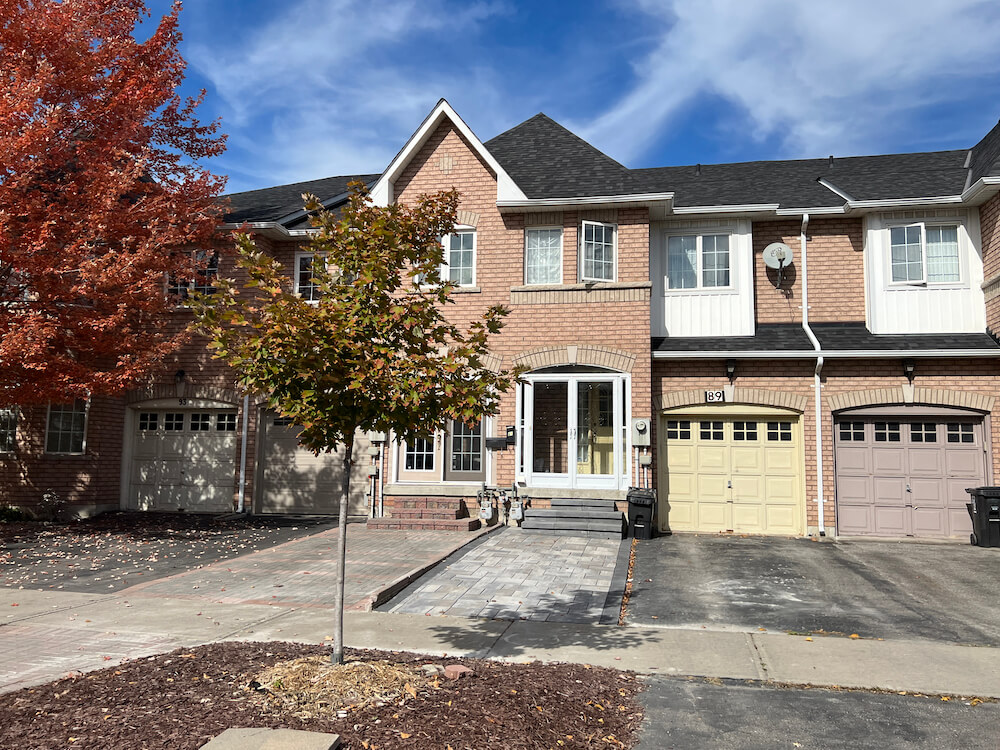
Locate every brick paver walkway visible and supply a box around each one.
[384,528,624,623]
[124,524,478,609]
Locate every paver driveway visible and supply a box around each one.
[627,535,1000,645]
[384,527,626,623]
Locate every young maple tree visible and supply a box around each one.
[0,0,226,405]
[190,184,517,664]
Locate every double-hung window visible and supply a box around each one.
[0,408,16,453]
[524,228,563,285]
[666,234,731,289]
[295,251,324,301]
[46,400,87,455]
[169,249,218,298]
[442,230,476,287]
[580,221,616,282]
[889,223,960,284]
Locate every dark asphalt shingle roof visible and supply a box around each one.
[223,174,379,224]
[969,120,1000,183]
[810,323,1000,351]
[651,324,814,353]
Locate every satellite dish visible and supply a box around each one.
[762,242,794,270]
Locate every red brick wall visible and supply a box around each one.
[980,193,1000,333]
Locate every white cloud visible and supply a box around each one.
[580,0,1000,163]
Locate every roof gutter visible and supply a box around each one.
[222,221,316,240]
[798,212,826,536]
[651,348,1000,359]
[961,176,1000,205]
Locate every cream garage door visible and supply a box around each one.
[660,410,804,535]
[129,409,238,512]
[258,414,371,516]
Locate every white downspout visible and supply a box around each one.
[798,213,826,535]
[237,394,250,513]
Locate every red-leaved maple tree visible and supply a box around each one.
[0,0,227,405]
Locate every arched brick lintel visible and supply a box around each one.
[828,387,995,413]
[512,345,636,373]
[654,388,807,414]
[125,384,240,407]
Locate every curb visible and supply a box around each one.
[355,522,509,612]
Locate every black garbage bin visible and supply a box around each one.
[627,488,656,540]
[965,487,1000,547]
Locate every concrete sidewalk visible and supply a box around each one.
[2,586,998,699]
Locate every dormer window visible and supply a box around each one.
[890,224,960,284]
[580,221,616,282]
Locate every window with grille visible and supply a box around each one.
[733,421,758,441]
[874,422,901,442]
[889,224,960,284]
[273,416,294,427]
[910,423,937,443]
[405,436,435,471]
[700,421,724,440]
[666,420,691,439]
[839,421,865,441]
[164,413,185,431]
[138,412,159,431]
[443,231,476,286]
[190,413,211,432]
[666,233,731,289]
[46,400,87,454]
[295,253,323,301]
[169,249,218,298]
[0,408,16,452]
[767,421,792,441]
[947,423,975,443]
[450,420,482,472]
[217,413,238,432]
[581,221,616,281]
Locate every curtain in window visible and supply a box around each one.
[667,235,697,288]
[925,225,960,283]
[525,229,562,284]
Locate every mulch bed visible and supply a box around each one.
[0,642,644,749]
[1,513,335,592]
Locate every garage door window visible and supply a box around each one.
[839,421,865,441]
[217,413,238,431]
[138,413,159,431]
[700,421,724,440]
[910,423,937,442]
[874,422,900,442]
[666,420,691,439]
[947,423,975,443]
[191,413,211,431]
[733,421,758,441]
[767,422,792,441]
[165,413,184,431]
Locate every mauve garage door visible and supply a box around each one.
[834,417,985,538]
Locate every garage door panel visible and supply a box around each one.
[697,474,729,501]
[948,507,973,534]
[836,504,873,535]
[871,449,905,474]
[763,446,796,473]
[909,478,944,506]
[907,448,944,476]
[666,500,695,529]
[731,447,763,473]
[731,474,763,499]
[911,507,949,536]
[667,472,693,496]
[764,504,799,534]
[836,446,871,474]
[696,502,729,532]
[732,503,764,532]
[873,505,907,535]
[666,444,695,472]
[873,477,905,505]
[836,475,870,503]
[763,475,797,504]
[696,445,729,473]
[945,450,984,477]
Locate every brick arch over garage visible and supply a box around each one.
[654,388,808,413]
[512,345,636,373]
[125,384,240,406]
[827,387,995,413]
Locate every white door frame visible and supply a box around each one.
[518,372,630,491]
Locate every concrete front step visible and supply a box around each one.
[387,507,462,520]
[522,517,625,533]
[524,508,624,521]
[520,527,625,540]
[367,517,481,532]
[547,498,619,511]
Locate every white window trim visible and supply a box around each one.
[167,248,219,301]
[402,434,438,474]
[294,250,327,302]
[441,227,477,288]
[45,399,89,456]
[663,231,736,294]
[579,220,617,283]
[0,407,17,454]
[524,226,564,285]
[884,220,966,289]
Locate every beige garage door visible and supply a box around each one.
[129,409,238,512]
[834,416,985,538]
[258,413,371,516]
[660,408,804,535]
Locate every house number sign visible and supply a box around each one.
[704,390,726,403]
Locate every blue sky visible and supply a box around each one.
[146,0,1000,195]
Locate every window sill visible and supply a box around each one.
[511,281,651,293]
[452,286,482,294]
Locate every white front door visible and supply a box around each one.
[520,374,628,490]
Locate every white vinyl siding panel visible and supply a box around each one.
[866,212,985,334]
[652,219,754,337]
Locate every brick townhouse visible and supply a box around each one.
[5,99,1000,542]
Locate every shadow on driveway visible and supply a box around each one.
[626,534,1000,646]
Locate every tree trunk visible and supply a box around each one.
[330,431,354,665]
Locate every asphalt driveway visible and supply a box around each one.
[626,535,1000,646]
